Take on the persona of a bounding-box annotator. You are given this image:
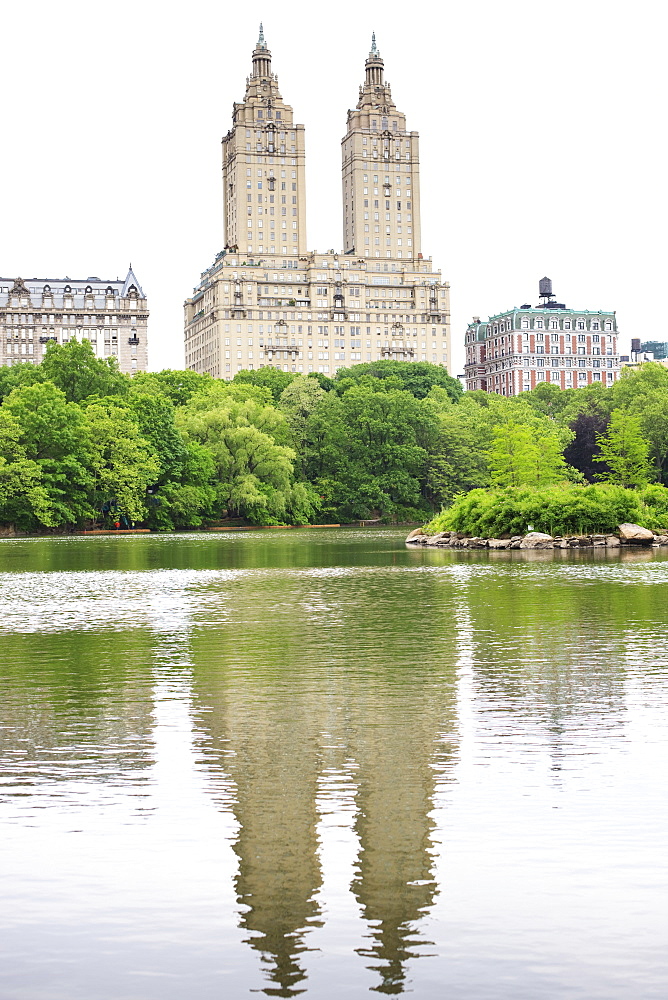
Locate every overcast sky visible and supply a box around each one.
[1,0,665,375]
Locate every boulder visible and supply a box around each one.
[605,535,621,547]
[652,533,668,546]
[406,528,425,543]
[553,538,570,548]
[488,538,511,549]
[468,537,487,548]
[519,532,554,549]
[592,535,607,546]
[618,523,654,543]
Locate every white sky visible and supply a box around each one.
[1,0,665,376]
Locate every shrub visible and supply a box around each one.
[423,483,668,538]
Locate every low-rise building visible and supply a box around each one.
[0,267,148,375]
[464,278,620,395]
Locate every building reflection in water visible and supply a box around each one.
[191,625,326,997]
[190,566,460,996]
[348,694,455,994]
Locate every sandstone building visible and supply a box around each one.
[463,278,621,395]
[184,28,451,379]
[0,268,148,375]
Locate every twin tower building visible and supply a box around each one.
[184,28,451,379]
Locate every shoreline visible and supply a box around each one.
[406,526,668,550]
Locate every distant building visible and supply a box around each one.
[0,267,148,375]
[463,278,621,395]
[639,341,668,360]
[184,28,451,380]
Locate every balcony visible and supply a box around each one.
[381,345,415,358]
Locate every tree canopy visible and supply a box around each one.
[0,358,667,531]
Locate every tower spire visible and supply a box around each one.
[364,32,384,88]
[251,24,272,79]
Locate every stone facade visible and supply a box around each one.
[0,269,148,375]
[464,278,620,395]
[184,29,451,380]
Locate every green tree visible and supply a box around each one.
[278,375,326,468]
[131,369,215,406]
[611,363,668,483]
[3,382,92,526]
[422,389,492,504]
[487,419,571,488]
[40,340,129,403]
[0,409,51,527]
[303,383,434,520]
[595,410,653,488]
[0,362,44,402]
[232,367,297,402]
[178,397,317,524]
[83,402,160,524]
[333,360,462,401]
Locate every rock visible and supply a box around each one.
[406,528,425,543]
[428,531,449,544]
[652,534,668,546]
[592,535,606,546]
[488,538,511,549]
[510,538,522,548]
[468,537,487,548]
[519,532,554,549]
[618,523,654,543]
[605,535,621,547]
[553,538,570,548]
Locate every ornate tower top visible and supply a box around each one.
[357,33,395,110]
[365,31,384,88]
[251,23,272,80]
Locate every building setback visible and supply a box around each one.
[184,29,451,379]
[463,278,621,395]
[0,269,148,375]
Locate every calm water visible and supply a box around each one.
[0,529,667,999]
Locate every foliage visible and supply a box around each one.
[594,410,653,488]
[5,353,668,534]
[131,369,215,406]
[177,396,318,524]
[611,363,668,482]
[41,340,129,403]
[278,375,326,467]
[232,367,297,402]
[333,360,462,401]
[0,409,52,527]
[3,381,93,527]
[303,382,434,521]
[487,419,574,488]
[425,484,658,538]
[563,411,611,482]
[83,402,160,524]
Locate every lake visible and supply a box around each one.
[0,528,667,999]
